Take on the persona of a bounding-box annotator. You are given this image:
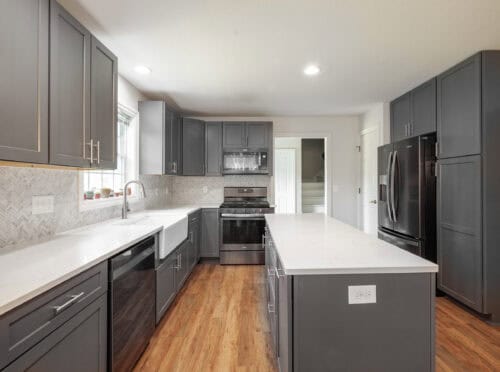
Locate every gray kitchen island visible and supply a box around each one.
[264,214,438,372]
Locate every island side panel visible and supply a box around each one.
[292,273,434,372]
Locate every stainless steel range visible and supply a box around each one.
[220,187,274,265]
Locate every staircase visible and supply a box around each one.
[302,182,325,213]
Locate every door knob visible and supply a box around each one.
[369,200,377,204]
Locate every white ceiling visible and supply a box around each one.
[61,0,500,116]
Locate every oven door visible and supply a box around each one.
[220,215,266,251]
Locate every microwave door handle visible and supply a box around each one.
[390,150,398,222]
[386,151,393,222]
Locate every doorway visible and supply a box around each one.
[360,127,379,234]
[274,137,326,215]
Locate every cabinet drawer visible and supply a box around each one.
[0,262,107,369]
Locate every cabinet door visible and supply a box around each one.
[175,241,189,291]
[156,253,177,323]
[170,112,182,175]
[49,0,91,167]
[182,118,205,176]
[0,0,49,163]
[205,122,222,176]
[223,122,246,148]
[277,263,292,372]
[437,156,482,311]
[391,93,410,142]
[139,101,165,175]
[246,122,269,148]
[201,209,220,258]
[164,108,174,174]
[437,54,481,158]
[5,295,107,372]
[410,78,436,137]
[90,37,117,169]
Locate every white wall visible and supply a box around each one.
[193,116,361,226]
[361,103,391,145]
[275,138,302,213]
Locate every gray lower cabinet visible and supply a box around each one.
[437,156,482,311]
[175,240,190,291]
[182,118,205,176]
[0,0,49,164]
[0,262,108,371]
[49,0,91,167]
[90,36,118,169]
[201,209,220,258]
[156,251,178,323]
[5,295,107,372]
[437,53,481,158]
[266,230,434,372]
[205,122,222,176]
[188,210,201,266]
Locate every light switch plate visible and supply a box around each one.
[32,195,55,215]
[348,285,376,304]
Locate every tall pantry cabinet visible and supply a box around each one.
[436,51,500,322]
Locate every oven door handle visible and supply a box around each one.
[221,213,265,218]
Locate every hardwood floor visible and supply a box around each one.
[135,264,500,372]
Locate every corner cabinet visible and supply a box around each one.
[0,0,49,163]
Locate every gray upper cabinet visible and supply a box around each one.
[410,78,436,137]
[182,118,205,176]
[49,0,91,167]
[0,0,49,164]
[205,122,222,176]
[437,54,481,158]
[139,101,166,174]
[201,209,220,258]
[90,36,117,169]
[391,79,436,142]
[223,122,246,148]
[246,122,269,148]
[390,93,410,142]
[139,101,181,175]
[437,156,482,311]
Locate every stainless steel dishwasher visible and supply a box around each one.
[109,235,156,372]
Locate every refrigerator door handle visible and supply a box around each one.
[386,151,393,222]
[390,150,398,222]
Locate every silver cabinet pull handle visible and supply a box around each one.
[96,140,100,164]
[85,139,94,163]
[267,303,275,313]
[275,268,285,278]
[52,292,85,315]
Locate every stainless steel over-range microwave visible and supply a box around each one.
[222,150,269,175]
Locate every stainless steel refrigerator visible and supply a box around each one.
[378,134,437,262]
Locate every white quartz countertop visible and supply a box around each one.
[0,205,218,316]
[265,214,438,275]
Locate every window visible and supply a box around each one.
[80,104,138,209]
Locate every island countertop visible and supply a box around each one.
[264,214,438,275]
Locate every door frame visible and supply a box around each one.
[274,132,331,217]
[358,125,380,231]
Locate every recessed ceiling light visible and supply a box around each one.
[304,64,320,76]
[134,65,152,75]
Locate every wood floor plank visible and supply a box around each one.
[135,264,500,372]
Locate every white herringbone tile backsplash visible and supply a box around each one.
[0,166,171,250]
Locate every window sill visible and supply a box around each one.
[79,195,139,212]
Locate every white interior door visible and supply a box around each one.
[361,128,378,234]
[275,149,296,214]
